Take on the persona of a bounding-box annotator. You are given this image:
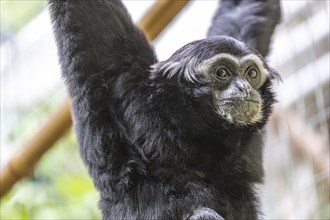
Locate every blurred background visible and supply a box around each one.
[1,0,329,219]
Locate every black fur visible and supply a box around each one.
[48,0,281,219]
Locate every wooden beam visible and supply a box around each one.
[139,0,190,41]
[1,100,72,197]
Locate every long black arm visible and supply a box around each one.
[48,1,198,219]
[208,0,281,57]
[48,1,158,216]
[48,0,157,96]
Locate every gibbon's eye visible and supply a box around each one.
[245,67,262,88]
[215,67,231,81]
[246,67,259,81]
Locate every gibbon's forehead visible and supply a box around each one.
[199,53,269,76]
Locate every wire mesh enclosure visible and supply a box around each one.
[1,0,329,219]
[262,0,330,218]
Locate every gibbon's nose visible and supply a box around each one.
[235,78,252,97]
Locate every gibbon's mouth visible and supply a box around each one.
[218,98,260,104]
[215,98,262,124]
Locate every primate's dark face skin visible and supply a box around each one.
[201,52,266,125]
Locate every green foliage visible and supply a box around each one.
[1,132,101,219]
[1,92,101,219]
[1,1,47,33]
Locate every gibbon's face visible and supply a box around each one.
[199,53,270,125]
[155,36,278,126]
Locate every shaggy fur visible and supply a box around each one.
[48,0,281,219]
